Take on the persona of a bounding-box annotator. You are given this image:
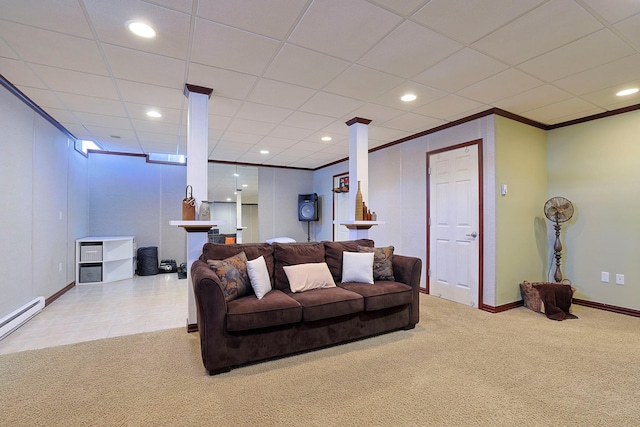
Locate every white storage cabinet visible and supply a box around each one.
[76,236,136,284]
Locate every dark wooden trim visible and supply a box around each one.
[481,300,524,313]
[209,159,312,171]
[425,139,483,308]
[0,73,76,141]
[317,108,548,171]
[45,281,76,307]
[89,149,147,158]
[187,323,198,333]
[184,83,213,98]
[547,103,640,129]
[345,117,372,126]
[573,298,640,318]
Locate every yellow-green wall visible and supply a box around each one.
[495,116,548,306]
[547,110,640,310]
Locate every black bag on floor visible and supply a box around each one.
[137,246,158,276]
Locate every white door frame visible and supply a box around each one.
[426,139,484,308]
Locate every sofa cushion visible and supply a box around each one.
[288,287,364,322]
[324,239,374,283]
[226,290,302,332]
[283,262,336,293]
[200,243,275,287]
[358,245,395,281]
[206,252,251,302]
[339,281,412,311]
[341,252,374,284]
[272,242,325,291]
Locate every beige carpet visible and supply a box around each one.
[1,294,639,426]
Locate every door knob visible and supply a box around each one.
[466,231,478,238]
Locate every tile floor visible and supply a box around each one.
[0,273,188,355]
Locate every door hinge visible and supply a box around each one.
[428,167,431,175]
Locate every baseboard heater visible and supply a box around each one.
[0,297,45,340]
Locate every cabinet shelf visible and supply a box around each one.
[76,236,135,285]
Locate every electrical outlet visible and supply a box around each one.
[616,274,625,285]
[601,272,609,282]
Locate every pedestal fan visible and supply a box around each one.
[544,196,574,282]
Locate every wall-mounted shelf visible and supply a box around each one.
[76,236,135,285]
[334,220,385,230]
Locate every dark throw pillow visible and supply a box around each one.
[206,251,250,302]
[358,245,395,281]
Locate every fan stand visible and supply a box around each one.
[553,214,563,282]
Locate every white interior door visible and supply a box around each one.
[428,144,480,307]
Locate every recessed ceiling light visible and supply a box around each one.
[616,88,639,97]
[146,110,161,118]
[226,198,232,202]
[127,21,156,38]
[401,94,417,102]
[242,184,248,188]
[233,173,239,177]
[260,150,269,154]
[321,136,332,142]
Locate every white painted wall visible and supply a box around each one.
[0,84,87,321]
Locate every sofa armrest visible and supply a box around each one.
[392,254,422,326]
[191,260,230,374]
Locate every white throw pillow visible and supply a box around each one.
[283,262,336,293]
[266,237,296,244]
[247,256,272,299]
[342,251,374,284]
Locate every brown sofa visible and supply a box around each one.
[191,239,422,375]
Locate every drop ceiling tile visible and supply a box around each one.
[580,80,640,108]
[493,85,572,114]
[614,13,640,51]
[44,108,81,125]
[0,37,19,59]
[131,118,181,134]
[299,92,364,118]
[209,115,233,131]
[472,0,603,65]
[191,18,280,75]
[0,0,94,38]
[359,20,463,79]
[522,97,600,123]
[142,0,194,14]
[286,157,323,168]
[368,126,411,143]
[223,129,267,144]
[83,0,192,60]
[235,102,293,124]
[518,29,635,82]
[208,96,243,118]
[0,58,46,89]
[116,79,183,108]
[258,137,299,149]
[226,118,277,135]
[324,65,404,102]
[305,131,347,145]
[288,0,402,61]
[457,68,544,104]
[345,103,404,124]
[0,21,108,75]
[60,123,91,138]
[17,86,67,110]
[125,102,183,124]
[137,130,180,144]
[102,45,185,89]
[264,44,350,89]
[581,0,640,24]
[187,63,257,99]
[56,92,127,116]
[209,148,242,162]
[196,0,308,39]
[281,111,336,130]
[415,95,485,120]
[267,125,315,140]
[97,138,141,153]
[140,141,179,153]
[599,97,640,112]
[319,120,351,136]
[74,112,133,130]
[247,79,316,110]
[367,0,427,16]
[412,0,544,44]
[553,54,640,95]
[413,48,509,92]
[29,64,118,99]
[546,107,605,125]
[374,82,447,110]
[382,112,444,132]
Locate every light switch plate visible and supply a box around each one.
[616,274,624,285]
[601,272,609,282]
